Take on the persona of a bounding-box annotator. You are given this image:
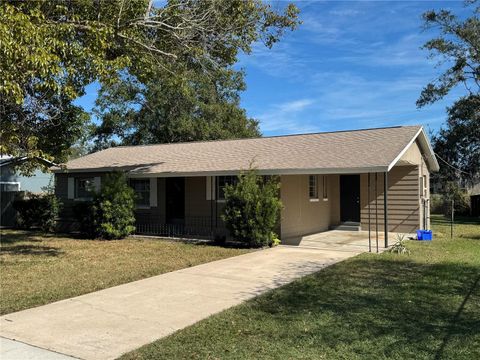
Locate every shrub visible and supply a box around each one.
[222,167,282,248]
[389,233,411,255]
[13,193,61,233]
[442,182,470,217]
[73,172,136,239]
[430,194,444,214]
[73,201,97,238]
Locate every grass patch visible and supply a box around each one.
[122,215,480,360]
[0,231,250,315]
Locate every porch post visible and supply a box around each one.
[384,171,389,248]
[368,172,371,252]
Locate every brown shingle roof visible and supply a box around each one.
[59,125,430,175]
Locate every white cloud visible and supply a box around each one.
[256,99,318,134]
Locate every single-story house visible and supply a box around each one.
[53,125,439,246]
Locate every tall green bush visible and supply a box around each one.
[13,193,61,233]
[74,172,136,239]
[222,168,282,248]
[442,182,470,216]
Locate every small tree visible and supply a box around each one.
[443,181,471,217]
[92,172,136,240]
[222,168,282,247]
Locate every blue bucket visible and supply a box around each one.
[417,230,432,241]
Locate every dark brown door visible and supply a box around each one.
[340,175,360,222]
[165,177,185,224]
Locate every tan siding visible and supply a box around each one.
[280,174,337,241]
[397,140,431,229]
[185,177,209,218]
[184,177,226,233]
[330,175,341,226]
[360,166,420,233]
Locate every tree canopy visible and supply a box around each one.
[0,0,299,172]
[418,1,479,185]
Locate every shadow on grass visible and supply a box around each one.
[432,215,480,226]
[0,244,62,256]
[0,230,45,244]
[239,257,480,358]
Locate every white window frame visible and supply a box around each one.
[423,175,428,197]
[420,175,428,198]
[0,181,21,192]
[75,177,95,200]
[309,175,319,201]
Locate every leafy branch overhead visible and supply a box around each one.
[418,1,479,184]
[0,0,300,172]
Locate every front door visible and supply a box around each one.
[340,175,360,222]
[165,177,185,224]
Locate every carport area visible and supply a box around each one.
[282,230,407,253]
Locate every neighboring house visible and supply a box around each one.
[53,125,439,244]
[0,156,55,193]
[0,156,55,227]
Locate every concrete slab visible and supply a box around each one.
[0,337,77,360]
[0,241,365,360]
[284,230,409,252]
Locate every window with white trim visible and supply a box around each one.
[309,175,318,199]
[217,176,237,200]
[130,179,150,206]
[322,175,328,200]
[75,177,94,199]
[0,182,20,192]
[420,175,427,197]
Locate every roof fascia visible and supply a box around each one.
[387,127,440,172]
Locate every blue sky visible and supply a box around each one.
[76,0,469,137]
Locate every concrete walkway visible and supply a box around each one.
[0,337,77,360]
[0,242,364,360]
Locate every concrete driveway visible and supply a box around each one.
[0,238,366,360]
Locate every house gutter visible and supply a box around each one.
[54,166,390,177]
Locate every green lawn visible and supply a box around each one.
[0,231,250,315]
[122,215,480,360]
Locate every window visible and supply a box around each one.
[0,182,20,192]
[217,176,237,200]
[130,179,150,206]
[424,175,428,197]
[309,175,318,199]
[75,177,94,199]
[322,175,328,200]
[420,175,427,197]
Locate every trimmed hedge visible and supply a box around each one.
[13,193,61,232]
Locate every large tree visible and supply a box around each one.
[91,62,260,149]
[0,0,299,171]
[417,1,479,185]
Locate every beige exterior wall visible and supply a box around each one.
[359,140,430,233]
[184,176,225,231]
[396,140,430,229]
[56,139,431,237]
[280,174,339,241]
[360,166,420,234]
